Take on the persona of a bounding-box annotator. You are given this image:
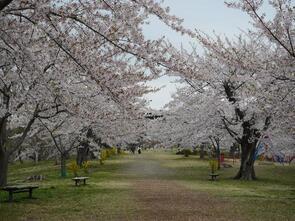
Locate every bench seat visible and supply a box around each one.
[209,174,219,181]
[72,177,89,186]
[2,185,39,202]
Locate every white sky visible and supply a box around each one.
[143,0,274,110]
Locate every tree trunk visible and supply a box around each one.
[0,114,9,187]
[212,137,221,169]
[60,154,67,178]
[0,0,13,11]
[234,141,257,180]
[34,151,39,164]
[76,146,89,167]
[18,149,24,164]
[0,150,9,187]
[216,144,221,169]
[200,145,205,159]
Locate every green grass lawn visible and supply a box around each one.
[0,150,294,221]
[0,156,137,221]
[157,151,295,221]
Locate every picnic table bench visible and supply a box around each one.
[209,173,219,181]
[72,177,89,186]
[1,185,39,202]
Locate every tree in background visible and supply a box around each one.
[0,0,193,186]
[159,0,294,180]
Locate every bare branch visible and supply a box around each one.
[244,0,295,58]
[0,0,13,11]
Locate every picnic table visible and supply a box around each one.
[1,185,39,202]
[72,177,89,186]
[209,173,219,181]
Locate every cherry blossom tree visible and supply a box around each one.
[151,86,233,164]
[0,0,193,186]
[161,0,294,180]
[39,114,84,177]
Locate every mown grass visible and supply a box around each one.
[155,151,295,221]
[0,155,137,221]
[0,150,294,221]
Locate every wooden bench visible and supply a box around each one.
[209,174,219,181]
[2,185,39,202]
[72,177,89,186]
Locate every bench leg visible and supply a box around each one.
[83,179,86,185]
[210,176,217,181]
[8,191,13,202]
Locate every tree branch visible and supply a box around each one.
[222,118,241,143]
[39,119,63,153]
[8,104,39,155]
[244,0,295,58]
[0,0,13,11]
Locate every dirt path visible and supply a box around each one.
[125,154,241,221]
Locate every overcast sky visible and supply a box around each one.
[143,0,274,110]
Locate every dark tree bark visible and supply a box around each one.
[223,119,256,179]
[0,0,13,11]
[222,80,266,181]
[216,142,221,169]
[18,149,24,164]
[76,127,103,165]
[130,146,136,154]
[235,148,250,179]
[0,150,8,186]
[0,115,36,186]
[76,128,99,166]
[60,153,67,178]
[76,144,89,167]
[199,144,205,159]
[234,141,257,180]
[233,121,259,180]
[209,136,221,169]
[34,151,39,164]
[0,114,8,186]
